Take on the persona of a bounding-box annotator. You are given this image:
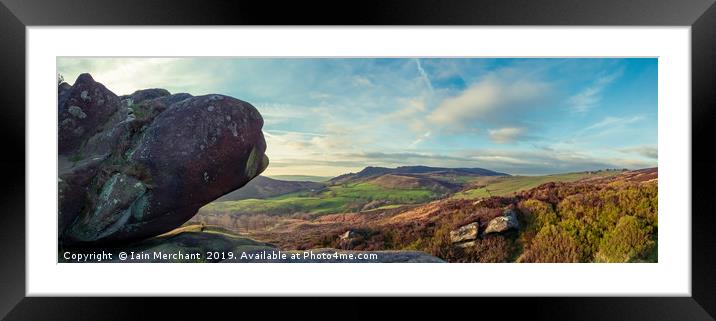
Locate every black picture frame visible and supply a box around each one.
[1,0,715,320]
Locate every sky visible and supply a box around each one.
[57,58,658,177]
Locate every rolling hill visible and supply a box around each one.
[203,165,505,218]
[214,176,326,201]
[329,165,508,185]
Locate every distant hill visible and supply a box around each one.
[215,176,325,201]
[369,174,462,194]
[329,165,508,185]
[266,175,332,182]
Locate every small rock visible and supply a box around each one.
[456,241,476,248]
[450,222,479,243]
[340,230,357,240]
[484,209,520,234]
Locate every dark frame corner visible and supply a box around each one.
[1,0,715,320]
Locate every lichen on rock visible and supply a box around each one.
[58,74,269,245]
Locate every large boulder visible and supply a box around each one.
[58,74,269,245]
[484,208,520,234]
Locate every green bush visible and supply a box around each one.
[520,224,581,263]
[461,236,513,263]
[596,216,655,262]
[518,199,558,244]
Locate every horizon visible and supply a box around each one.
[262,164,656,180]
[58,57,658,176]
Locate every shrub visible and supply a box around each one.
[518,199,558,245]
[425,224,455,259]
[596,216,655,262]
[520,224,581,263]
[460,235,513,263]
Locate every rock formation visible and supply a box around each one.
[450,222,479,244]
[484,208,520,234]
[58,74,268,245]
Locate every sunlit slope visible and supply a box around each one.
[452,170,623,199]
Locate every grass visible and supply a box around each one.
[452,171,622,200]
[202,182,438,217]
[201,171,626,217]
[372,204,405,210]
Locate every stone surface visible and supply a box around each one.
[58,74,268,245]
[484,208,520,234]
[337,230,361,249]
[340,230,358,240]
[450,222,479,243]
[58,73,124,154]
[122,88,171,104]
[60,226,278,263]
[230,248,445,263]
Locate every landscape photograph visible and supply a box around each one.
[57,57,657,263]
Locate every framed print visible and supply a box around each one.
[1,0,716,320]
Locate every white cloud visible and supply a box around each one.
[426,75,551,131]
[489,127,527,143]
[57,58,224,96]
[409,131,432,147]
[568,69,623,112]
[352,76,374,87]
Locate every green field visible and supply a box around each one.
[452,171,622,200]
[201,170,625,217]
[202,182,438,217]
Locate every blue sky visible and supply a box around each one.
[58,58,657,176]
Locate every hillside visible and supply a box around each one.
[266,175,332,182]
[215,176,325,201]
[200,180,440,218]
[192,168,658,263]
[369,174,462,194]
[202,165,502,218]
[329,165,508,185]
[452,169,626,199]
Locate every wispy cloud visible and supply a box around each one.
[583,115,644,132]
[414,58,434,94]
[488,127,528,143]
[619,145,658,159]
[568,69,623,113]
